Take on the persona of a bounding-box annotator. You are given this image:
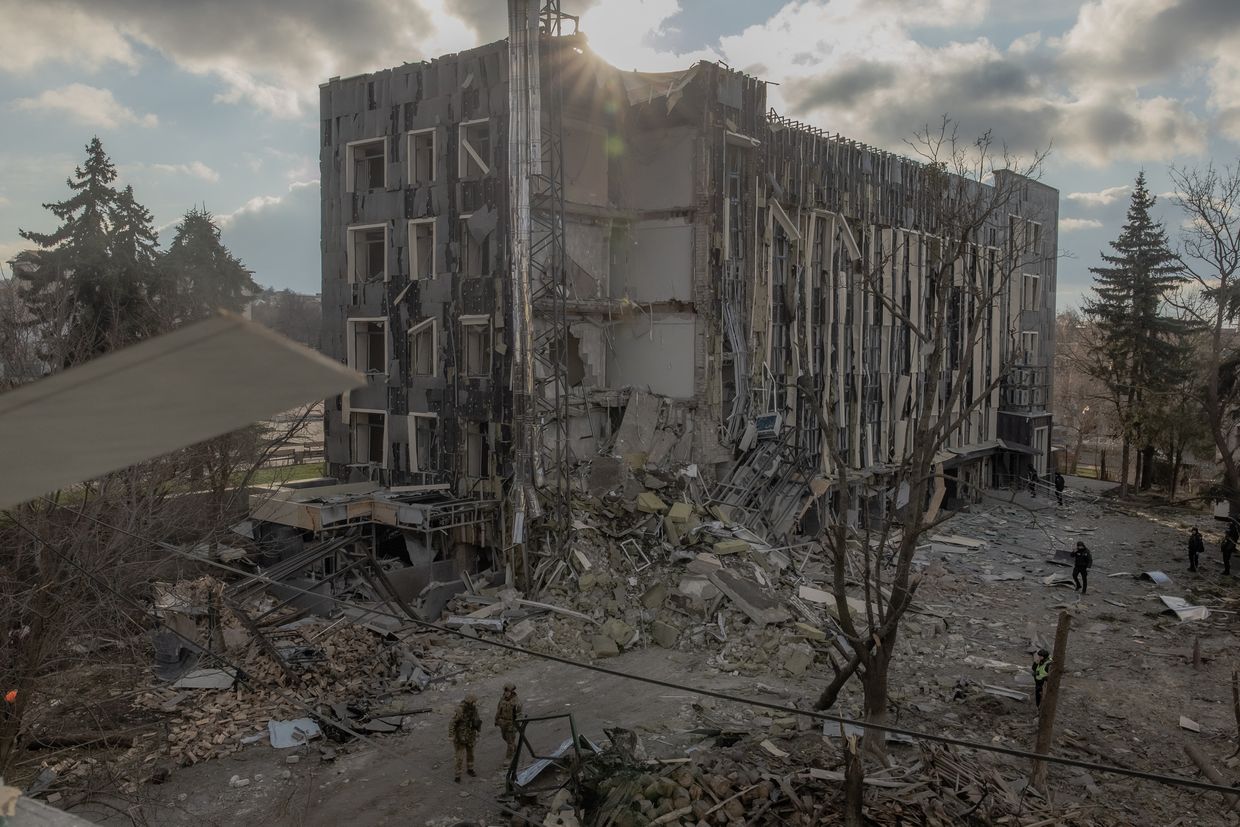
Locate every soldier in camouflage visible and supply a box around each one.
[449,694,481,782]
[494,682,522,761]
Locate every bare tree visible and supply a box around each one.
[805,119,1049,760]
[1169,162,1240,511]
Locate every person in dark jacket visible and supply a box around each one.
[1054,472,1066,506]
[1031,649,1052,707]
[1224,534,1236,576]
[1188,527,1204,572]
[1072,541,1092,594]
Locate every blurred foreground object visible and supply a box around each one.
[0,313,362,511]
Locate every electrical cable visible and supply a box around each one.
[9,517,541,826]
[33,497,1240,798]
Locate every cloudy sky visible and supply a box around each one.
[1,0,1236,308]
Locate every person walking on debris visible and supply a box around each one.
[495,683,522,763]
[1054,472,1066,506]
[1223,531,1236,577]
[450,694,482,782]
[1031,649,1052,707]
[1072,541,1092,595]
[1188,527,1204,573]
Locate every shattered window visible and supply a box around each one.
[349,139,386,192]
[409,318,437,377]
[461,317,491,377]
[409,219,435,279]
[349,226,386,282]
[409,413,438,472]
[349,319,387,374]
[459,217,487,277]
[465,422,487,477]
[352,411,386,465]
[1022,273,1041,311]
[410,130,435,185]
[459,120,490,178]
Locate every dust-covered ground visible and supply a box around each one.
[66,479,1240,826]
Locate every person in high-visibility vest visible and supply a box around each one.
[1031,649,1051,707]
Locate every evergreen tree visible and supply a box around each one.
[159,207,257,323]
[108,184,162,340]
[1083,171,1191,492]
[17,137,120,360]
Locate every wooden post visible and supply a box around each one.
[843,730,864,827]
[1231,669,1240,758]
[1032,611,1072,793]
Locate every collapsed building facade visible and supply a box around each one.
[251,3,1057,606]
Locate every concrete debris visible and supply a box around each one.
[267,718,321,749]
[635,492,669,514]
[172,668,236,690]
[1179,715,1202,732]
[708,569,791,626]
[592,634,620,658]
[649,621,679,649]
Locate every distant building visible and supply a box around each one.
[291,8,1056,567]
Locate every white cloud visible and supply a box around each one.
[218,179,318,228]
[12,84,157,129]
[1059,217,1104,232]
[146,161,220,182]
[1066,185,1130,207]
[0,2,138,73]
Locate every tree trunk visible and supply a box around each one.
[1099,447,1108,482]
[1032,611,1072,793]
[1170,446,1183,501]
[1141,444,1156,491]
[843,733,864,827]
[1119,438,1130,496]
[861,633,894,762]
[1071,432,1085,475]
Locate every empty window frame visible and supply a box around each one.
[347,318,389,375]
[1027,220,1042,262]
[1022,273,1041,311]
[459,216,486,276]
[409,318,438,378]
[408,129,436,185]
[464,421,488,478]
[459,119,491,178]
[346,138,387,193]
[408,412,438,472]
[460,315,492,377]
[1020,330,1039,362]
[408,218,436,280]
[351,410,387,466]
[347,224,387,282]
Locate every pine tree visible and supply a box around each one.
[1083,171,1191,493]
[17,137,119,361]
[15,138,165,360]
[158,207,257,323]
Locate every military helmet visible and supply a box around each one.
[504,682,516,692]
[464,694,478,704]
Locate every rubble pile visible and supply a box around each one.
[138,577,445,766]
[523,736,1099,827]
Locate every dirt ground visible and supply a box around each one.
[70,479,1240,826]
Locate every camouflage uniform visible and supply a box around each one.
[494,684,522,761]
[450,696,481,781]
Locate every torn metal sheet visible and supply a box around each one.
[268,718,322,748]
[0,314,363,510]
[823,722,914,744]
[514,735,602,787]
[1139,570,1172,585]
[1159,595,1209,621]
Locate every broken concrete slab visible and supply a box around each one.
[444,616,505,632]
[712,539,750,556]
[667,502,692,524]
[601,617,635,646]
[650,620,679,648]
[708,569,790,626]
[586,455,627,496]
[793,622,827,641]
[641,582,669,609]
[592,634,620,658]
[778,643,814,676]
[635,492,669,513]
[686,553,722,575]
[268,718,321,749]
[676,575,721,603]
[506,619,536,645]
[173,668,236,690]
[612,390,661,466]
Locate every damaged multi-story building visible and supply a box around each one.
[251,2,1057,609]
